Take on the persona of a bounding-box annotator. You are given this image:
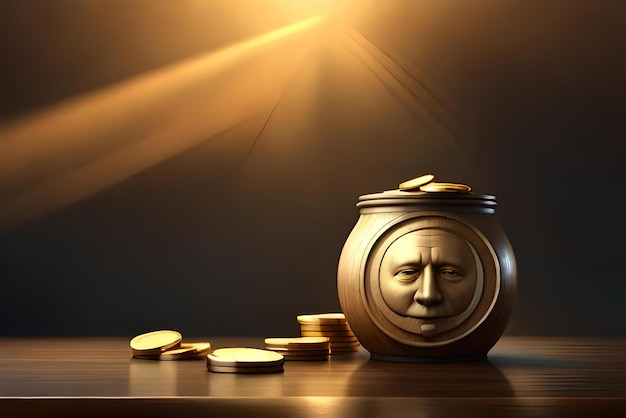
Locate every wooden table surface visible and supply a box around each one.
[2,336,626,417]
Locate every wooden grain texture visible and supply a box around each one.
[1,337,626,417]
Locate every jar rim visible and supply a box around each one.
[356,190,497,210]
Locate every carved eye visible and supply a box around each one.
[440,268,463,282]
[394,268,420,283]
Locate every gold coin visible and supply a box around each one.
[282,354,329,361]
[180,342,212,355]
[163,342,213,360]
[398,174,435,191]
[297,313,348,325]
[150,347,199,361]
[133,342,212,361]
[331,347,360,353]
[207,347,284,367]
[264,337,330,350]
[302,334,357,342]
[329,341,361,348]
[307,336,358,344]
[330,341,361,352]
[299,324,353,332]
[130,330,182,355]
[419,182,471,193]
[300,330,356,337]
[208,364,284,374]
[133,348,196,361]
[268,348,330,356]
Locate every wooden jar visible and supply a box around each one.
[337,189,516,361]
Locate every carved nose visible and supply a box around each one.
[414,266,443,307]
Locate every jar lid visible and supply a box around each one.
[356,189,497,212]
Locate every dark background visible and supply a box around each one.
[0,0,624,338]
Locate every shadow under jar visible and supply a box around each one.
[337,189,517,362]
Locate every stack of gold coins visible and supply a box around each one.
[130,330,211,360]
[297,313,360,354]
[264,337,330,361]
[207,347,285,373]
[398,173,472,193]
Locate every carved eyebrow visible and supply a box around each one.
[430,245,473,267]
[390,250,422,267]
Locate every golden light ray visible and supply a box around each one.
[0,14,328,231]
[341,27,460,140]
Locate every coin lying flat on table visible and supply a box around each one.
[398,174,435,191]
[130,330,182,356]
[420,182,471,193]
[207,348,285,373]
[208,364,285,374]
[208,348,285,367]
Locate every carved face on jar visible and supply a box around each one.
[378,229,479,336]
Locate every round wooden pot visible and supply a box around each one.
[337,189,517,361]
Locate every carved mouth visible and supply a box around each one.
[401,306,452,319]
